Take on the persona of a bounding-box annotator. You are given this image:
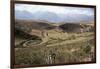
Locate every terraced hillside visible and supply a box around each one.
[15,20,95,66]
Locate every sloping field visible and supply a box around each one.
[15,29,95,65]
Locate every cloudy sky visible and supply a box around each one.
[15,4,94,23]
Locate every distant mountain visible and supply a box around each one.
[15,10,34,19]
[15,10,94,23]
[33,11,63,23]
[15,10,63,23]
[58,13,94,23]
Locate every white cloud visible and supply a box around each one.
[15,4,94,16]
[15,4,69,14]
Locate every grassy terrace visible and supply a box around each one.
[15,30,95,65]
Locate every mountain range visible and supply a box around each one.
[15,10,94,23]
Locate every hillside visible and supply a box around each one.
[15,20,56,32]
[60,23,94,33]
[15,20,95,66]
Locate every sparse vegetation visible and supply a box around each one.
[15,20,95,66]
